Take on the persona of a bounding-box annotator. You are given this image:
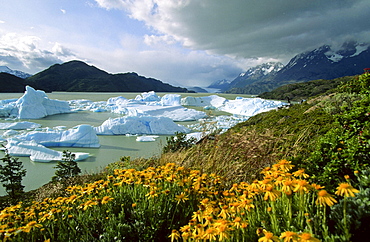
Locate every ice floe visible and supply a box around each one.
[5,139,89,162]
[1,89,287,163]
[14,124,100,148]
[95,116,190,135]
[136,135,159,142]
[0,121,41,130]
[0,86,71,119]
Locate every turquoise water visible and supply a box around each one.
[0,92,252,195]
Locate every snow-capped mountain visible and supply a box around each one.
[0,66,32,79]
[228,62,284,89]
[207,79,232,92]
[226,41,370,94]
[276,41,369,82]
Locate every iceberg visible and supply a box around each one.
[95,116,191,135]
[219,97,285,116]
[160,94,181,106]
[14,124,100,148]
[5,139,89,162]
[0,121,41,130]
[136,135,159,142]
[181,95,227,108]
[135,91,161,102]
[123,105,207,121]
[0,86,71,119]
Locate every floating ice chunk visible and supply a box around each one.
[0,86,71,119]
[107,96,128,105]
[186,132,204,142]
[5,139,89,162]
[219,97,285,116]
[14,124,100,147]
[181,95,227,108]
[0,99,18,117]
[95,116,191,135]
[2,130,20,137]
[15,86,71,119]
[160,94,181,106]
[136,135,159,142]
[135,91,161,102]
[0,121,41,130]
[122,105,207,121]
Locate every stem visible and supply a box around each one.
[343,198,351,241]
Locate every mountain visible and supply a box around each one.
[0,72,30,92]
[25,60,191,93]
[207,79,232,92]
[226,62,284,93]
[226,41,370,94]
[0,66,32,79]
[186,86,209,93]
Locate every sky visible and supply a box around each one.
[0,0,369,87]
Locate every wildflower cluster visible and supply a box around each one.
[0,163,223,241]
[174,160,359,241]
[0,161,359,241]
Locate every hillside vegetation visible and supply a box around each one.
[1,73,369,241]
[257,76,354,102]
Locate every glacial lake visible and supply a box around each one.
[0,92,252,196]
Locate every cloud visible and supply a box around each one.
[0,33,75,73]
[0,20,5,24]
[77,39,243,87]
[96,0,370,63]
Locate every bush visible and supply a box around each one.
[162,132,197,153]
[52,150,81,182]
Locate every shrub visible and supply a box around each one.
[162,132,197,153]
[52,150,81,182]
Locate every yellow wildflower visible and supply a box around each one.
[293,169,309,179]
[280,231,298,242]
[175,192,189,204]
[168,229,180,242]
[281,179,295,195]
[263,186,280,201]
[101,196,113,204]
[293,180,311,194]
[276,159,295,172]
[316,190,337,206]
[298,232,320,242]
[335,183,359,197]
[202,227,217,241]
[258,231,280,242]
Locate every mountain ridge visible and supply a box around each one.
[1,60,191,93]
[224,41,370,94]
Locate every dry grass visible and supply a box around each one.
[158,127,302,185]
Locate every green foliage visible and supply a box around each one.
[0,148,26,202]
[52,150,81,182]
[305,73,370,191]
[162,132,197,153]
[258,76,353,101]
[329,169,370,241]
